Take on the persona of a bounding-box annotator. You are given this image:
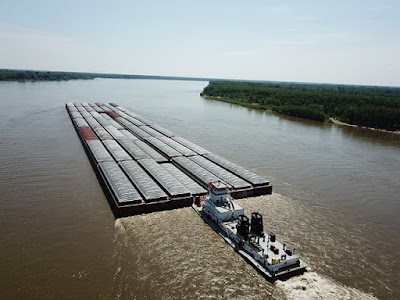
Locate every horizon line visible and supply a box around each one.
[1,68,399,89]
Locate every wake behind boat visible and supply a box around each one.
[193,181,306,280]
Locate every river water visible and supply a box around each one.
[0,79,399,299]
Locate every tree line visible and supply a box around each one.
[201,81,400,131]
[0,70,95,81]
[0,69,212,82]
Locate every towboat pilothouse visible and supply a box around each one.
[193,181,306,280]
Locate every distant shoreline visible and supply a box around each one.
[201,81,400,133]
[2,69,400,135]
[204,94,400,134]
[2,68,400,88]
[0,69,213,82]
[0,70,95,81]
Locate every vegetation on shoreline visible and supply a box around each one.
[2,69,399,131]
[0,69,95,81]
[201,81,400,131]
[0,69,211,82]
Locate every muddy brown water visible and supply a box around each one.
[0,79,399,299]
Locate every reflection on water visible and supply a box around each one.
[0,79,399,299]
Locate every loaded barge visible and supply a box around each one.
[193,182,306,280]
[66,102,272,217]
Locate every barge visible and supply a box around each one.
[66,102,273,217]
[193,182,306,280]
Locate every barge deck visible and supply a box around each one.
[66,102,272,217]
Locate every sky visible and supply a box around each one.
[0,0,399,86]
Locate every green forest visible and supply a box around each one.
[0,69,210,82]
[201,81,400,131]
[0,69,95,81]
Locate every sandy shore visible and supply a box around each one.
[330,118,400,135]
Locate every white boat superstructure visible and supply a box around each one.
[194,181,306,279]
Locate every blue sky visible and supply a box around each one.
[1,0,399,86]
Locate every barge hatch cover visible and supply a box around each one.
[102,140,133,162]
[172,136,210,155]
[157,136,196,157]
[172,156,221,187]
[145,137,182,158]
[99,161,142,205]
[204,153,270,186]
[189,156,251,190]
[87,140,114,162]
[117,138,150,161]
[120,160,168,202]
[162,163,207,196]
[138,159,191,198]
[132,140,168,163]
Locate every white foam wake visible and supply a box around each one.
[276,271,377,300]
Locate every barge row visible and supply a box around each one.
[66,102,272,217]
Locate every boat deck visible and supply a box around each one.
[193,204,306,280]
[222,221,300,266]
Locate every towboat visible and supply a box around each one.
[193,181,306,280]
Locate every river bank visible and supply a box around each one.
[203,94,400,136]
[201,94,400,135]
[330,118,400,135]
[201,81,400,133]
